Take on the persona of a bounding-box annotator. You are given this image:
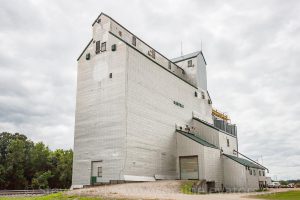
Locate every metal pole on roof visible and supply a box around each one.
[181,41,183,56]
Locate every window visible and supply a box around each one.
[201,91,205,99]
[259,171,261,176]
[86,53,90,60]
[249,169,252,175]
[118,31,122,37]
[188,60,193,67]
[132,36,136,46]
[96,41,101,54]
[109,73,112,78]
[97,167,102,177]
[253,170,256,176]
[194,91,198,97]
[101,42,106,51]
[148,49,155,59]
[227,139,230,147]
[263,171,265,176]
[111,44,116,51]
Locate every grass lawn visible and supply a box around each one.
[0,193,103,200]
[254,190,300,200]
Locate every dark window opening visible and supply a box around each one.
[101,42,106,51]
[86,53,90,60]
[194,91,198,97]
[109,73,112,78]
[148,49,155,59]
[263,171,265,176]
[201,91,205,99]
[188,60,193,67]
[227,139,230,147]
[168,62,171,69]
[132,36,136,46]
[259,171,261,176]
[118,31,122,37]
[111,44,116,51]
[96,41,101,54]
[249,169,252,175]
[97,167,102,177]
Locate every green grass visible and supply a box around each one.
[254,191,300,200]
[180,181,197,194]
[0,193,103,200]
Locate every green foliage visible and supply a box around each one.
[180,181,197,194]
[32,171,53,189]
[0,193,103,200]
[254,191,300,200]
[0,132,73,189]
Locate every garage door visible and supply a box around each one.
[180,156,199,180]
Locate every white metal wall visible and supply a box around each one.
[72,16,128,185]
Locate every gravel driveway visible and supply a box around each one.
[68,180,298,200]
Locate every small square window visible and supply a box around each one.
[188,60,193,67]
[86,53,90,60]
[97,167,102,177]
[111,44,116,51]
[201,91,205,99]
[101,42,106,51]
[132,36,136,46]
[96,41,101,54]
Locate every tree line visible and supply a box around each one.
[0,132,73,189]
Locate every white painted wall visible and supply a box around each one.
[223,156,247,191]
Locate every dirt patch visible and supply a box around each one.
[67,180,299,200]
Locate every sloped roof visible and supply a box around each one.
[223,154,266,170]
[176,130,218,149]
[171,51,207,65]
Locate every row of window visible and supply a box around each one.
[248,168,265,176]
[194,91,212,104]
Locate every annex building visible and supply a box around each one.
[72,13,268,192]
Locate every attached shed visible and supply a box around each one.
[223,154,267,192]
[176,130,223,190]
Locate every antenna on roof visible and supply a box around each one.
[181,41,183,56]
[201,40,203,52]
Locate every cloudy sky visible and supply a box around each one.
[1,0,300,180]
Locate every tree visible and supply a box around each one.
[32,171,53,189]
[5,139,27,189]
[0,132,73,189]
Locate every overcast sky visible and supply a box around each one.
[1,0,300,180]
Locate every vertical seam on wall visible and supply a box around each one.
[119,42,129,180]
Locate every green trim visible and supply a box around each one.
[223,154,266,170]
[177,130,219,149]
[109,31,198,89]
[192,117,237,138]
[77,39,93,61]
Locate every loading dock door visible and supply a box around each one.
[179,156,199,180]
